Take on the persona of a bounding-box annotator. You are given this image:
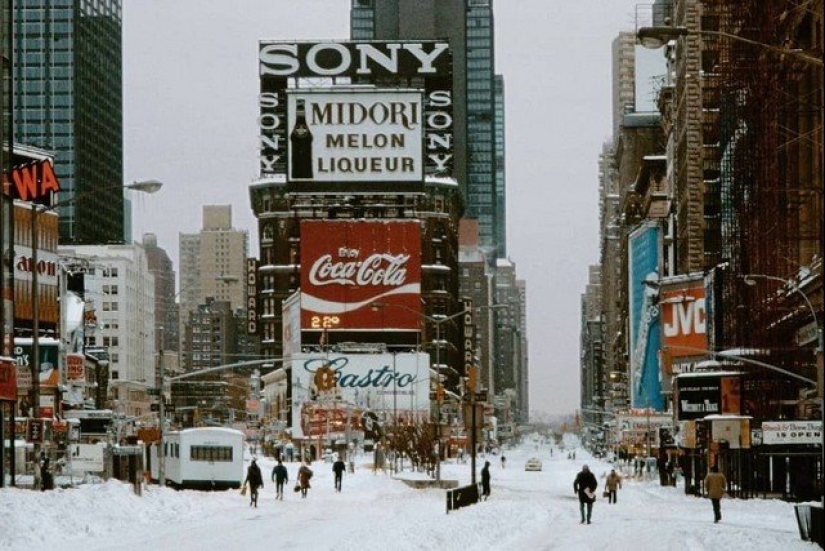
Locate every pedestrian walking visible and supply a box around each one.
[298,462,313,498]
[605,468,622,504]
[480,461,491,500]
[704,465,727,523]
[573,464,598,524]
[500,454,506,469]
[40,457,54,491]
[244,459,264,507]
[271,459,288,500]
[333,455,346,492]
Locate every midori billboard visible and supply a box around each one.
[300,220,421,332]
[287,88,423,184]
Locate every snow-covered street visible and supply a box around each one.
[1,438,816,550]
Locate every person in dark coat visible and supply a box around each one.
[573,464,598,524]
[298,462,313,498]
[244,459,264,507]
[332,456,346,492]
[480,461,491,500]
[40,457,54,491]
[271,459,288,500]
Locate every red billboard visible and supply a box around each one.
[300,220,421,331]
[660,278,707,374]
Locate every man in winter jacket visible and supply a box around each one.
[605,468,622,504]
[332,456,346,492]
[573,464,598,524]
[298,462,313,498]
[480,461,491,500]
[271,460,288,500]
[704,465,727,523]
[244,459,264,507]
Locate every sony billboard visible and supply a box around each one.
[258,40,453,182]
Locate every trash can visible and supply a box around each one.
[794,504,823,545]
[810,505,824,547]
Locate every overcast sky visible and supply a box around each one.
[123,0,643,417]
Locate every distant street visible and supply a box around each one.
[1,436,810,550]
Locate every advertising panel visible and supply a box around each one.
[66,353,85,382]
[287,89,423,184]
[282,291,302,359]
[761,420,822,445]
[259,41,453,181]
[300,220,421,332]
[14,338,59,390]
[291,352,430,439]
[0,357,17,401]
[710,417,750,449]
[660,275,707,374]
[6,158,61,202]
[68,443,105,473]
[627,222,662,410]
[675,373,742,421]
[246,258,258,335]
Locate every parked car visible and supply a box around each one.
[524,457,543,471]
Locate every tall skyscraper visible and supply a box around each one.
[142,233,177,354]
[178,206,247,367]
[350,0,504,256]
[13,0,124,244]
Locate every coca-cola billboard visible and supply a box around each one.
[300,220,421,331]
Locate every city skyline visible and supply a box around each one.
[123,0,644,416]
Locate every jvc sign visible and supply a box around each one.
[660,281,707,359]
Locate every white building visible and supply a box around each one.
[59,244,155,416]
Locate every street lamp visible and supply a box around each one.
[636,26,823,67]
[28,180,162,470]
[744,272,823,511]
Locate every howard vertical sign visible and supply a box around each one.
[258,41,453,183]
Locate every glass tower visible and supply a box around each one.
[349,0,504,257]
[13,0,123,244]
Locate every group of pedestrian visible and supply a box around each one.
[569,463,726,526]
[243,454,350,505]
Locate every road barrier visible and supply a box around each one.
[446,483,482,514]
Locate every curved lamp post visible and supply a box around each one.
[636,26,823,68]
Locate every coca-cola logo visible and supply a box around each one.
[308,252,410,287]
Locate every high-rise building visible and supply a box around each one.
[350,0,503,255]
[178,205,247,368]
[142,233,177,353]
[59,243,155,417]
[13,1,124,245]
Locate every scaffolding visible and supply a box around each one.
[713,0,824,416]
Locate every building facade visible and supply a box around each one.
[178,205,248,367]
[13,0,125,244]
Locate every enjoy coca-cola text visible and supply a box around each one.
[308,253,410,287]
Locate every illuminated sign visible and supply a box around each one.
[258,40,453,180]
[3,159,61,202]
[291,352,430,438]
[246,258,258,335]
[300,220,421,332]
